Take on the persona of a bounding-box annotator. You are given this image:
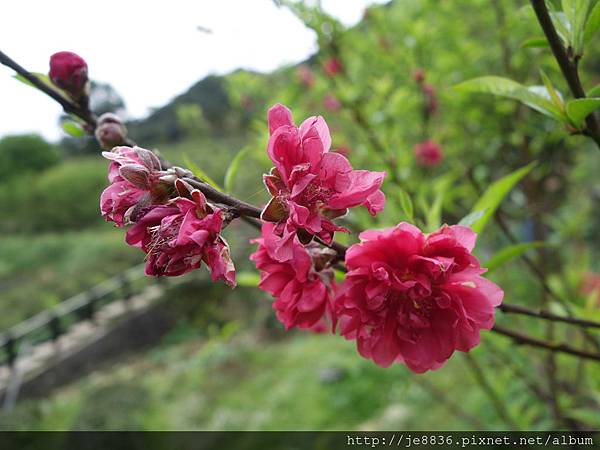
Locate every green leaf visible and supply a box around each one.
[458,209,487,227]
[584,0,600,42]
[396,188,414,223]
[454,76,566,122]
[539,69,564,111]
[61,121,85,138]
[521,37,550,48]
[182,154,223,191]
[236,271,261,287]
[484,242,546,274]
[224,148,249,193]
[587,84,600,97]
[565,97,600,127]
[469,162,537,235]
[13,72,70,100]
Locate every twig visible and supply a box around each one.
[499,303,600,329]
[492,325,600,362]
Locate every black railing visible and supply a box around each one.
[0,264,155,368]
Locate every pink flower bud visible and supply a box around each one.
[413,68,425,83]
[422,84,439,116]
[323,94,342,111]
[414,140,443,167]
[323,57,343,77]
[49,51,88,96]
[95,113,127,150]
[296,64,315,88]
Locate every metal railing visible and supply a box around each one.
[0,264,156,368]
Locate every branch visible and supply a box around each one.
[530,0,600,147]
[499,303,600,329]
[0,49,97,126]
[492,325,600,362]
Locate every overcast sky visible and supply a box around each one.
[0,0,383,141]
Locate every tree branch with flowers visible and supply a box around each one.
[3,0,600,430]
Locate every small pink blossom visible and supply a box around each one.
[323,57,343,77]
[581,272,600,305]
[297,65,316,88]
[413,68,425,83]
[261,103,386,259]
[323,94,342,111]
[49,51,88,96]
[100,146,170,226]
[335,223,503,373]
[126,188,235,285]
[414,140,443,167]
[250,222,336,330]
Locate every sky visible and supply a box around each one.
[0,0,383,141]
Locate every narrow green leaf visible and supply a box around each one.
[182,154,223,191]
[584,0,600,42]
[62,121,85,138]
[484,242,546,274]
[539,69,564,111]
[458,209,487,227]
[236,271,261,287]
[13,72,70,99]
[454,76,566,121]
[587,84,600,97]
[397,188,414,223]
[521,37,550,48]
[565,97,600,127]
[224,148,249,193]
[469,162,537,235]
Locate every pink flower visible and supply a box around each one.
[261,103,386,258]
[414,140,443,167]
[323,94,342,111]
[297,65,315,88]
[250,222,336,330]
[126,188,236,285]
[335,223,503,373]
[323,57,343,77]
[49,51,88,96]
[581,272,600,305]
[100,146,170,226]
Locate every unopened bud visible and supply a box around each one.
[49,51,88,97]
[95,113,128,150]
[413,68,425,83]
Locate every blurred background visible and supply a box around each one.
[1,0,600,430]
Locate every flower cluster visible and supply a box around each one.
[261,103,385,259]
[100,146,235,285]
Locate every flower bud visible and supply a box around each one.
[414,140,443,167]
[95,113,128,150]
[296,65,315,88]
[323,94,341,111]
[49,51,88,97]
[413,68,425,83]
[323,57,343,77]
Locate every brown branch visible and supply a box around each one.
[492,325,600,362]
[499,303,600,329]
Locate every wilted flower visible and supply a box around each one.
[250,222,336,330]
[100,146,170,226]
[422,83,439,116]
[297,65,316,88]
[95,113,128,150]
[323,56,343,77]
[262,103,386,259]
[126,187,235,285]
[335,223,503,373]
[323,94,342,111]
[49,51,88,98]
[414,140,443,167]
